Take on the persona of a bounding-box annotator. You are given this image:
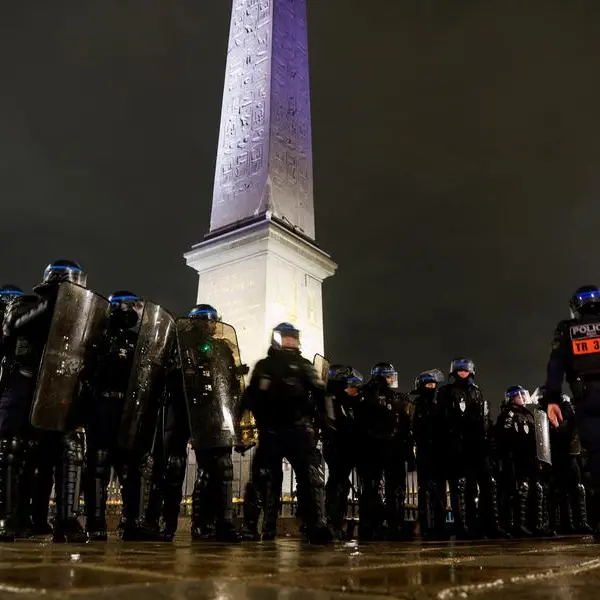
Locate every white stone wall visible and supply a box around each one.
[196,253,269,373]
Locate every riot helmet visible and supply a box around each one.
[570,285,600,318]
[371,362,398,389]
[414,368,444,391]
[329,364,351,381]
[0,284,23,307]
[188,304,220,320]
[271,322,300,351]
[505,385,530,407]
[329,364,363,386]
[109,290,142,330]
[449,357,475,379]
[38,259,87,289]
[188,303,220,334]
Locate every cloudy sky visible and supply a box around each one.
[2,1,600,406]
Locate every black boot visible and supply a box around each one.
[160,455,185,542]
[53,432,88,544]
[84,449,110,541]
[573,484,593,534]
[451,478,469,539]
[512,481,532,538]
[0,438,23,542]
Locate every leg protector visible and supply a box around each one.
[262,467,283,540]
[191,464,213,539]
[213,449,240,542]
[0,438,23,542]
[30,449,54,534]
[84,448,110,540]
[242,481,261,539]
[450,478,469,538]
[418,480,434,539]
[481,477,506,538]
[120,452,163,542]
[301,461,331,544]
[513,480,532,537]
[53,432,87,544]
[533,480,554,537]
[15,439,36,538]
[573,483,593,534]
[162,454,186,535]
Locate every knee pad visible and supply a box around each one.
[165,455,186,485]
[90,449,110,479]
[194,467,210,490]
[62,433,84,466]
[215,452,233,482]
[457,478,467,494]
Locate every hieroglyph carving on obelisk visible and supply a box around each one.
[210,0,315,239]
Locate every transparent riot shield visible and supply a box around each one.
[532,406,552,466]
[313,353,334,422]
[118,302,175,451]
[313,353,330,387]
[30,282,109,432]
[175,319,245,449]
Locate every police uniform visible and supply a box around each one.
[543,285,600,535]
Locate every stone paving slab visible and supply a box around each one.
[0,535,598,599]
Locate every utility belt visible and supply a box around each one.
[569,375,600,400]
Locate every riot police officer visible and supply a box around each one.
[0,285,23,539]
[1,260,102,543]
[542,285,600,537]
[536,385,592,534]
[242,322,332,544]
[412,368,448,540]
[496,386,553,537]
[438,358,504,539]
[355,362,414,541]
[167,304,246,542]
[322,365,362,540]
[84,291,166,541]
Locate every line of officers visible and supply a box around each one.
[0,261,599,546]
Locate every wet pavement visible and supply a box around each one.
[0,534,599,599]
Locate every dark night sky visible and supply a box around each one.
[2,1,600,408]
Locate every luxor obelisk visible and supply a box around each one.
[185,0,336,376]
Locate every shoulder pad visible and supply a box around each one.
[4,294,41,322]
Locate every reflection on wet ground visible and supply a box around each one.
[0,533,599,599]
